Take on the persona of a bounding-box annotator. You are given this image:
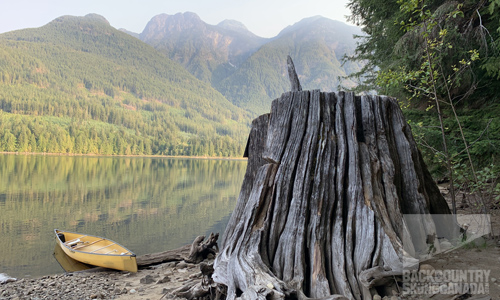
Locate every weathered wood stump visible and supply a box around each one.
[212,58,456,300]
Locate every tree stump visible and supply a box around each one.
[212,86,457,299]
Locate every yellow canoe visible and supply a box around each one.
[54,229,137,272]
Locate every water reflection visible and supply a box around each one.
[53,243,95,273]
[0,155,245,278]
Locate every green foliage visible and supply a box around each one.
[454,164,499,193]
[343,0,406,93]
[376,0,482,104]
[346,0,500,101]
[454,163,500,210]
[481,0,500,79]
[0,15,252,157]
[347,0,500,199]
[405,104,500,177]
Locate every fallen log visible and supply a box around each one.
[137,233,218,267]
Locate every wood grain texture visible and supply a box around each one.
[287,55,302,92]
[213,91,454,300]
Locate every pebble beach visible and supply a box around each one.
[0,260,203,300]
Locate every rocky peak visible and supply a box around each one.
[140,12,205,41]
[217,20,248,33]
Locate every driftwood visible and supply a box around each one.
[171,262,218,299]
[173,281,215,299]
[210,58,457,300]
[137,233,218,267]
[186,233,219,263]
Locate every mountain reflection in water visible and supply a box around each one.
[0,155,245,278]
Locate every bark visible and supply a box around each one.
[213,90,456,300]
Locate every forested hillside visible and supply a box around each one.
[0,14,251,156]
[215,16,364,114]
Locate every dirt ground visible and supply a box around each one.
[420,239,500,299]
[400,185,500,300]
[112,261,204,300]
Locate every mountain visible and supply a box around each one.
[0,14,251,156]
[119,28,140,39]
[135,13,363,115]
[139,12,269,84]
[217,19,253,36]
[215,16,364,114]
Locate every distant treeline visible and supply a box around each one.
[0,112,244,156]
[0,83,247,157]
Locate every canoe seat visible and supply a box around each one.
[66,239,81,247]
[65,235,88,244]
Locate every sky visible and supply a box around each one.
[0,0,353,38]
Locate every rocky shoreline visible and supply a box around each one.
[2,239,500,300]
[0,260,204,300]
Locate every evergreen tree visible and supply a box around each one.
[345,0,500,103]
[0,14,252,157]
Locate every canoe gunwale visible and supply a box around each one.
[54,229,137,258]
[54,229,138,272]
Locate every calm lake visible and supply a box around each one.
[0,154,246,278]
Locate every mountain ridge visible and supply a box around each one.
[138,12,269,84]
[216,19,254,36]
[132,12,362,114]
[0,12,363,156]
[0,14,251,156]
[217,15,363,113]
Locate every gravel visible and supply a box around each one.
[0,273,121,300]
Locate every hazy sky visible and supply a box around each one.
[0,0,353,38]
